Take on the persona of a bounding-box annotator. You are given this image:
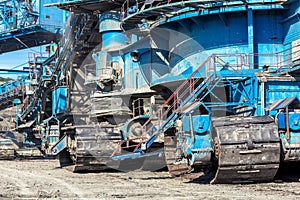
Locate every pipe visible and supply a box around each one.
[286,107,290,140]
[261,80,265,116]
[189,112,194,143]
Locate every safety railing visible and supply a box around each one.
[111,45,299,155]
[84,63,117,85]
[0,78,26,103]
[111,55,220,155]
[136,50,296,151]
[0,0,40,33]
[140,54,216,139]
[120,0,287,21]
[28,52,50,64]
[213,52,292,73]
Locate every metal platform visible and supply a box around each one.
[120,0,288,30]
[0,0,63,53]
[44,0,125,13]
[0,26,60,54]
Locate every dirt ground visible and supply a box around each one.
[1,160,300,200]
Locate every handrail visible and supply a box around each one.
[109,47,298,156]
[139,54,215,139]
[120,0,287,21]
[136,50,297,151]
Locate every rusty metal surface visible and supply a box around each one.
[0,132,19,159]
[64,125,121,172]
[164,136,193,176]
[0,149,15,160]
[211,116,281,183]
[61,125,147,172]
[164,116,281,183]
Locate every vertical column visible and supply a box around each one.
[247,8,254,54]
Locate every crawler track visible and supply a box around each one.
[164,116,281,183]
[211,116,281,183]
[164,135,193,176]
[60,125,147,172]
[59,125,122,172]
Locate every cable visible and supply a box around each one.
[11,62,28,70]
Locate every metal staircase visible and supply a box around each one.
[20,13,100,120]
[129,51,293,153]
[132,55,221,152]
[108,48,298,161]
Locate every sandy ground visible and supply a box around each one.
[1,160,300,200]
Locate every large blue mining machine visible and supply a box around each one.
[0,0,63,159]
[0,0,300,183]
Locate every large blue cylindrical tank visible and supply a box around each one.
[99,12,128,50]
[92,12,128,81]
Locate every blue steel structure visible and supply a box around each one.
[0,0,63,158]
[0,0,300,183]
[0,0,63,53]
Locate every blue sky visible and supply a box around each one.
[0,46,45,79]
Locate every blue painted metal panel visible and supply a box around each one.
[282,0,300,45]
[52,86,67,115]
[253,11,283,45]
[289,113,300,131]
[266,82,300,108]
[290,131,300,145]
[102,32,128,50]
[123,52,149,90]
[182,115,210,134]
[40,0,64,31]
[193,133,212,150]
[277,113,286,129]
[277,112,300,131]
[177,114,212,163]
